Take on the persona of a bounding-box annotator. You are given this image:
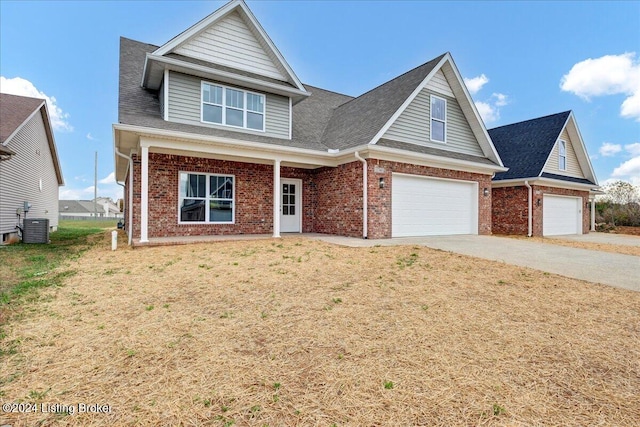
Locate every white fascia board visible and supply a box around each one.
[361,144,508,175]
[566,112,599,185]
[39,103,65,186]
[367,54,449,146]
[144,54,310,101]
[443,56,504,167]
[492,177,599,191]
[115,123,335,166]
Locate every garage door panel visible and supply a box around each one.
[543,195,580,236]
[392,174,478,237]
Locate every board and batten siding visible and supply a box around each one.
[383,74,484,157]
[167,71,290,139]
[0,111,59,236]
[174,11,285,81]
[543,129,585,178]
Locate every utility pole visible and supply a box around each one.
[94,151,98,219]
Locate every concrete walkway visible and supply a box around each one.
[550,232,640,247]
[306,234,640,292]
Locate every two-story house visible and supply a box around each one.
[114,0,509,245]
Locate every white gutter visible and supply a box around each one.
[524,180,532,237]
[115,147,133,246]
[354,151,367,239]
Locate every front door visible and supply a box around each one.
[280,179,301,232]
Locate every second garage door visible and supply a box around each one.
[392,174,478,237]
[543,195,582,236]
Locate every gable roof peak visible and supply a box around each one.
[489,110,571,132]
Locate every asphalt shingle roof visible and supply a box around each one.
[0,93,44,144]
[488,111,572,181]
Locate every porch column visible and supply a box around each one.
[140,144,149,243]
[590,198,596,231]
[273,159,281,238]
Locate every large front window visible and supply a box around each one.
[202,82,265,131]
[430,95,446,143]
[179,172,234,223]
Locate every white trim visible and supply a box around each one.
[558,139,567,171]
[354,152,368,239]
[273,159,281,238]
[163,69,169,121]
[177,171,236,225]
[140,145,149,243]
[142,54,310,100]
[491,177,597,191]
[566,112,599,185]
[429,94,447,144]
[280,178,302,233]
[288,97,292,140]
[200,81,266,132]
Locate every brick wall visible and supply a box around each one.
[492,184,589,236]
[492,186,528,235]
[367,159,493,238]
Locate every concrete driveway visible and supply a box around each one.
[548,232,640,246]
[308,234,640,292]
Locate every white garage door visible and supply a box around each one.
[392,174,478,237]
[543,195,581,236]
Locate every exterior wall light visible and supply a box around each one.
[379,177,385,189]
[483,188,489,197]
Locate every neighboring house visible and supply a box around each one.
[489,111,599,237]
[113,0,507,244]
[0,93,64,243]
[59,198,122,218]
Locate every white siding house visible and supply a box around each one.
[0,93,64,243]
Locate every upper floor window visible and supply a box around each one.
[558,140,567,171]
[202,82,265,131]
[430,95,446,143]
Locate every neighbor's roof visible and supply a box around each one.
[0,93,45,144]
[0,93,64,185]
[488,111,594,185]
[59,200,101,214]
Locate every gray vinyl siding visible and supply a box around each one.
[543,129,585,178]
[0,111,59,236]
[383,86,484,157]
[167,71,290,139]
[174,11,285,81]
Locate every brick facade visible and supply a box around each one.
[492,184,589,236]
[124,153,495,240]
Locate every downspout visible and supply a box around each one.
[115,147,133,246]
[524,180,532,237]
[354,151,367,239]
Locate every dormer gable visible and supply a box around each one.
[142,0,308,102]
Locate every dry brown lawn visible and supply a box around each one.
[1,232,639,426]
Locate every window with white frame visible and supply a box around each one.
[430,95,446,143]
[558,140,567,171]
[202,82,265,131]
[179,172,234,223]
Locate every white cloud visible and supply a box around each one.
[599,142,622,157]
[0,76,73,131]
[491,93,508,107]
[612,156,640,178]
[560,52,640,121]
[99,172,116,185]
[625,143,640,156]
[475,101,499,124]
[86,133,96,141]
[464,74,489,95]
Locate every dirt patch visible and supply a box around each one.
[504,235,640,257]
[612,226,640,236]
[1,234,639,426]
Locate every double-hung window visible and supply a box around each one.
[202,82,265,131]
[558,140,567,171]
[179,172,234,223]
[430,95,446,143]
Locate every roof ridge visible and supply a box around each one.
[302,83,354,99]
[489,110,571,131]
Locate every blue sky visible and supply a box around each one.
[1,0,639,201]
